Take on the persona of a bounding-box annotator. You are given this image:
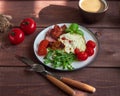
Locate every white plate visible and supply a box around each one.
[33,23,99,71]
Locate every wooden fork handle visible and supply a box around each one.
[46,74,75,96]
[61,77,96,93]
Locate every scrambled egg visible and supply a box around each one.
[59,33,86,53]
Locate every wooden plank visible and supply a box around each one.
[0,28,120,67]
[0,1,119,27]
[88,28,120,67]
[0,67,120,96]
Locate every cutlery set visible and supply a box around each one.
[16,55,96,96]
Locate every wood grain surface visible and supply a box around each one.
[0,0,120,96]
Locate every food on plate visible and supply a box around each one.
[59,33,86,53]
[45,25,66,42]
[38,47,47,56]
[65,23,84,36]
[77,51,88,61]
[74,48,80,55]
[48,41,65,50]
[75,40,96,60]
[50,25,66,40]
[37,23,96,70]
[86,40,96,48]
[38,39,49,56]
[38,39,49,48]
[85,47,94,56]
[20,18,36,35]
[44,49,75,70]
[8,28,25,45]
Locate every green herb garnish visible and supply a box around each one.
[65,23,84,36]
[44,49,76,70]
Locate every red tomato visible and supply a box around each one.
[39,39,49,48]
[74,48,80,55]
[85,47,94,56]
[86,40,96,49]
[20,18,36,35]
[38,47,47,56]
[77,51,88,61]
[37,39,49,56]
[8,28,25,45]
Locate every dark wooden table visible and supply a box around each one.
[0,0,120,96]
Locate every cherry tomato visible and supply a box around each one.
[37,39,49,56]
[86,40,96,49]
[8,28,25,45]
[38,47,47,56]
[77,51,88,61]
[38,39,49,48]
[74,48,80,55]
[85,47,94,56]
[20,18,36,35]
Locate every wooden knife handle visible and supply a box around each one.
[46,74,75,96]
[61,77,96,93]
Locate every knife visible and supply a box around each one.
[16,55,96,95]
